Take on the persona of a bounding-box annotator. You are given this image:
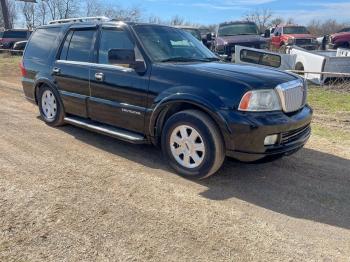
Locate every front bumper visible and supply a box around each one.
[220,105,313,162]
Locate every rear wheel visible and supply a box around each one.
[161,110,225,179]
[38,85,65,127]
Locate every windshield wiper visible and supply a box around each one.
[160,57,216,63]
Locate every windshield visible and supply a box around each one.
[339,28,350,33]
[183,28,202,40]
[218,23,259,36]
[133,25,218,62]
[283,26,309,34]
[3,31,28,38]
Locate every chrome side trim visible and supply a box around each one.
[56,60,134,72]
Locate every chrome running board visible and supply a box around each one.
[64,116,147,144]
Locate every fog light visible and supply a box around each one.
[264,134,278,146]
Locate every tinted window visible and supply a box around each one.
[66,30,95,62]
[3,30,28,38]
[218,23,259,36]
[25,27,61,60]
[0,32,3,38]
[240,49,281,68]
[60,30,73,60]
[283,26,309,34]
[98,29,134,65]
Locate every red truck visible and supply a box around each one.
[270,25,318,52]
[329,31,350,49]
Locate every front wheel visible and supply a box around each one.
[161,110,225,179]
[38,85,65,127]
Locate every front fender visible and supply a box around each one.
[148,88,231,138]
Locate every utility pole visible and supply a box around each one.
[0,0,11,29]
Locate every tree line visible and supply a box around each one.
[1,1,349,36]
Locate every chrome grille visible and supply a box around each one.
[276,80,306,113]
[295,39,312,45]
[281,125,311,144]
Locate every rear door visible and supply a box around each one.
[88,26,149,134]
[53,25,97,118]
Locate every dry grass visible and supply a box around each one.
[0,54,22,84]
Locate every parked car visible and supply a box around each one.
[0,29,31,49]
[329,31,350,49]
[270,25,318,52]
[13,40,27,51]
[21,18,312,179]
[213,21,268,61]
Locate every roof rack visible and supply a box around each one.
[48,16,110,25]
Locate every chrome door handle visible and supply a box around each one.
[52,67,61,74]
[95,72,104,81]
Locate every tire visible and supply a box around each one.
[38,85,65,127]
[161,110,225,179]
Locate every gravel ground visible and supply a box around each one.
[0,79,350,261]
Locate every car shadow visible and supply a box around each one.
[60,124,350,230]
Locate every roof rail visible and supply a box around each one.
[48,16,110,25]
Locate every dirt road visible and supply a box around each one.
[0,79,350,261]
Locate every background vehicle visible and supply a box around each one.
[235,45,350,85]
[175,26,202,41]
[329,31,350,49]
[213,21,268,61]
[270,25,318,52]
[21,18,311,179]
[0,29,31,49]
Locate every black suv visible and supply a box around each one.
[21,19,312,179]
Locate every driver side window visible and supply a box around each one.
[98,28,135,68]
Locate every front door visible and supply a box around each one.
[53,27,97,118]
[88,26,149,134]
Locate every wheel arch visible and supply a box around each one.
[149,95,230,146]
[34,78,60,105]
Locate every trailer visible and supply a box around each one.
[235,45,350,85]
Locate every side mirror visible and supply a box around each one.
[131,60,147,74]
[108,49,146,74]
[206,33,212,41]
[264,30,271,38]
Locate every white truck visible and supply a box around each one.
[235,46,350,85]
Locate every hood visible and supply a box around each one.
[286,34,315,39]
[173,62,297,89]
[331,31,350,39]
[216,34,267,45]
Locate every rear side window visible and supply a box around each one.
[61,30,95,62]
[3,31,28,38]
[25,27,61,60]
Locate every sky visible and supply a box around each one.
[117,0,350,25]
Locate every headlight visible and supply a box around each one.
[287,38,295,44]
[238,90,281,112]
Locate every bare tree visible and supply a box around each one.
[0,0,17,28]
[308,19,348,36]
[36,0,49,25]
[148,15,163,24]
[170,15,185,26]
[22,2,36,29]
[45,0,79,20]
[269,17,284,27]
[245,9,273,32]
